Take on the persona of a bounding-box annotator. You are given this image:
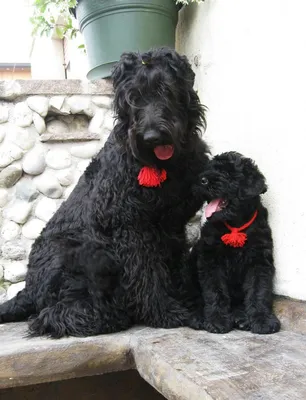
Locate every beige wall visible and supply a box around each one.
[177,0,306,301]
[0,70,31,80]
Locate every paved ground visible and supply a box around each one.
[0,321,306,400]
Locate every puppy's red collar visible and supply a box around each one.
[138,166,167,187]
[221,210,258,248]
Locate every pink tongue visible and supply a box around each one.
[154,145,174,160]
[205,199,222,219]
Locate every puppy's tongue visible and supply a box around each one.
[205,199,223,219]
[154,145,174,160]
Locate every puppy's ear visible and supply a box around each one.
[239,158,268,198]
[111,52,139,89]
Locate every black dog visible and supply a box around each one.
[189,152,280,334]
[0,48,210,337]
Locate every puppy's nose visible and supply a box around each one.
[143,130,161,145]
[201,177,209,185]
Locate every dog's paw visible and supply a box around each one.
[203,315,233,334]
[188,316,206,330]
[250,313,281,334]
[233,308,251,331]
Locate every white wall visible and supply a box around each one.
[65,34,89,80]
[177,0,306,300]
[31,38,66,79]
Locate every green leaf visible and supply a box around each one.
[55,26,64,39]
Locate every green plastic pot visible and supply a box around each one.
[75,0,180,79]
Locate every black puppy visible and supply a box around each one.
[190,152,280,334]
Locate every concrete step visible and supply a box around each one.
[0,320,306,400]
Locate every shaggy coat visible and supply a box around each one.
[0,48,210,337]
[190,152,281,334]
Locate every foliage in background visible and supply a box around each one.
[30,0,78,40]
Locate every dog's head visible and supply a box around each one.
[111,47,206,167]
[195,152,267,222]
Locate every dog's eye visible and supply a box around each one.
[201,177,209,185]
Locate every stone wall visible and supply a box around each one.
[0,80,115,303]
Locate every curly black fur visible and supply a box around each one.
[0,48,210,338]
[189,152,280,334]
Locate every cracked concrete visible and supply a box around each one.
[1,320,306,400]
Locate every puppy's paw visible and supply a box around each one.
[250,313,281,334]
[203,314,233,334]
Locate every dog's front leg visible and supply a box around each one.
[190,256,233,333]
[243,267,280,334]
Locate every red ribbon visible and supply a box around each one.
[221,210,258,248]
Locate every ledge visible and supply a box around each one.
[1,297,306,399]
[0,80,113,101]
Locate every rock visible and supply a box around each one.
[8,126,36,151]
[186,221,201,247]
[14,102,33,127]
[15,179,39,202]
[0,125,6,142]
[46,149,71,170]
[22,148,46,175]
[0,144,23,168]
[34,172,63,198]
[0,105,9,123]
[49,96,66,113]
[22,219,45,239]
[92,95,113,109]
[55,168,74,186]
[66,95,96,117]
[70,115,89,132]
[0,189,8,207]
[4,200,32,224]
[64,185,75,199]
[35,197,57,222]
[70,142,99,159]
[1,221,21,240]
[103,111,115,131]
[0,165,23,188]
[4,261,27,283]
[0,80,22,100]
[0,287,6,304]
[40,115,99,141]
[88,109,106,135]
[46,119,69,135]
[27,96,49,117]
[33,112,46,134]
[6,281,26,300]
[2,242,26,261]
[77,159,91,173]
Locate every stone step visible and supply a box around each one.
[0,322,305,400]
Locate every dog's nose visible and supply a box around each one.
[201,177,209,185]
[143,130,161,145]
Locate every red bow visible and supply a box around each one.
[221,210,258,248]
[138,166,167,187]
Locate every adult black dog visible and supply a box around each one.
[190,152,280,334]
[0,48,210,337]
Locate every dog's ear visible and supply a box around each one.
[239,158,268,198]
[111,52,139,89]
[162,49,195,86]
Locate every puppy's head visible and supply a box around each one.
[196,152,267,221]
